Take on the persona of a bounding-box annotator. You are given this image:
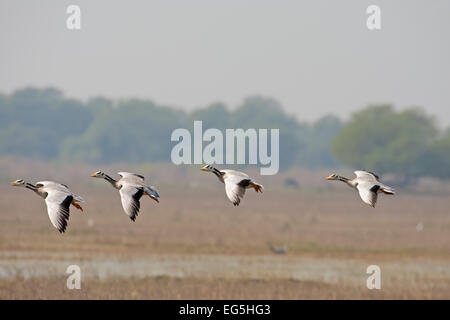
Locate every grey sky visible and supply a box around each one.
[1,0,449,126]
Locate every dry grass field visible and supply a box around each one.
[0,160,449,299]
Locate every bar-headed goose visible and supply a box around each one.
[326,170,395,207]
[200,165,263,206]
[10,179,85,233]
[90,171,160,221]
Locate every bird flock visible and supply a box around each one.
[10,166,394,233]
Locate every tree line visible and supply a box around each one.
[0,87,449,179]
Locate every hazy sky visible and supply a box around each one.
[1,0,449,126]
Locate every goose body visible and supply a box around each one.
[91,171,160,221]
[200,165,263,206]
[10,179,85,233]
[326,170,395,207]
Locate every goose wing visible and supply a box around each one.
[356,181,379,207]
[118,172,145,181]
[37,181,70,192]
[354,171,395,195]
[221,170,249,179]
[44,189,73,233]
[223,175,249,206]
[37,180,84,203]
[354,171,379,181]
[119,184,144,221]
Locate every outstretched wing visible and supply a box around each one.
[118,172,145,181]
[354,171,379,181]
[119,184,144,221]
[44,190,73,233]
[37,181,71,193]
[224,176,248,206]
[221,170,249,179]
[356,182,379,207]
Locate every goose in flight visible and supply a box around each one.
[90,171,160,221]
[326,170,395,207]
[10,179,85,233]
[200,165,263,206]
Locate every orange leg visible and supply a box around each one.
[250,183,263,193]
[71,200,83,211]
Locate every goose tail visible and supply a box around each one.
[145,186,160,202]
[380,185,395,195]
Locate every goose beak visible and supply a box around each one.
[325,175,333,180]
[90,173,97,177]
[10,181,17,185]
[200,167,206,171]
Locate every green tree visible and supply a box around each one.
[420,129,450,179]
[0,87,93,159]
[332,105,437,180]
[190,102,230,130]
[299,115,343,168]
[231,96,308,169]
[60,99,186,163]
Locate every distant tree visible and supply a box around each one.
[420,129,450,179]
[332,105,437,181]
[86,97,114,114]
[231,96,308,169]
[0,87,93,159]
[3,87,447,177]
[298,115,343,168]
[0,93,9,127]
[190,102,230,130]
[60,99,186,163]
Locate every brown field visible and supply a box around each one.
[0,160,449,299]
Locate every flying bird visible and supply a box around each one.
[200,165,263,206]
[10,179,85,233]
[326,170,395,207]
[90,171,160,221]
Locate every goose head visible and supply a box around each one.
[326,173,338,181]
[200,165,215,173]
[10,179,26,187]
[90,171,106,178]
